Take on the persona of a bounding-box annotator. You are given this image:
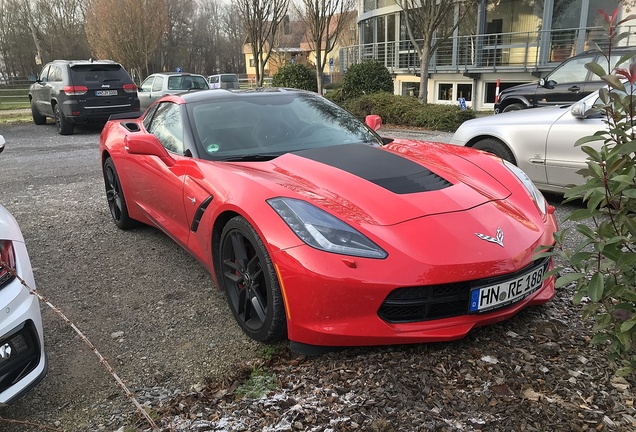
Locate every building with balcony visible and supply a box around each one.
[341,0,631,111]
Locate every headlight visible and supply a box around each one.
[503,161,547,215]
[268,198,388,259]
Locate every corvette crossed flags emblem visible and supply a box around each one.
[475,227,504,247]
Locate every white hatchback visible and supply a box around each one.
[0,135,47,404]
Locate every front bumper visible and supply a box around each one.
[0,241,47,405]
[273,204,557,347]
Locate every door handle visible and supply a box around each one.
[568,86,581,92]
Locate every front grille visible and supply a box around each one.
[0,321,42,393]
[378,257,550,323]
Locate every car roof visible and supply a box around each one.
[149,72,206,77]
[50,59,121,67]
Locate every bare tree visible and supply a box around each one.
[219,3,246,74]
[295,0,355,94]
[159,0,196,73]
[35,0,90,60]
[85,0,166,78]
[238,0,290,86]
[0,0,40,78]
[395,0,479,103]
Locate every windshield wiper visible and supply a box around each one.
[218,153,281,162]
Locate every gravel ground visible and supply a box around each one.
[1,124,634,431]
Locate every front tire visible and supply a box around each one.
[103,157,136,230]
[54,104,74,135]
[473,138,515,164]
[219,216,286,343]
[502,103,524,113]
[31,100,46,125]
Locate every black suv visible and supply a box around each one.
[494,48,634,114]
[29,59,140,135]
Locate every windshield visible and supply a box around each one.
[167,75,208,90]
[188,92,383,161]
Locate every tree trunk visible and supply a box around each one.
[418,48,430,104]
[315,53,323,94]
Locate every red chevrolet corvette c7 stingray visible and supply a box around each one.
[99,88,557,353]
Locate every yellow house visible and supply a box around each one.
[243,12,357,85]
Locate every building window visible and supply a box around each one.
[457,83,472,101]
[484,81,528,103]
[401,82,419,98]
[438,83,453,101]
[249,58,255,67]
[363,0,375,13]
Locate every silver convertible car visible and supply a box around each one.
[450,90,607,194]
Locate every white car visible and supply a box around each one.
[450,90,606,194]
[0,135,47,404]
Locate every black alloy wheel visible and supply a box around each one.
[102,157,136,230]
[219,216,286,343]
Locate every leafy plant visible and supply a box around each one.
[272,62,318,92]
[341,60,394,99]
[339,92,475,131]
[235,367,279,399]
[545,8,636,376]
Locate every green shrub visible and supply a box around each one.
[543,8,636,376]
[271,62,317,92]
[324,81,342,90]
[340,92,475,131]
[412,104,476,132]
[325,87,346,104]
[342,60,393,99]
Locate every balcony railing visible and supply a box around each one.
[340,26,636,74]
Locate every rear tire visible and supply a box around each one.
[502,103,524,113]
[473,138,515,164]
[31,100,46,125]
[54,104,74,135]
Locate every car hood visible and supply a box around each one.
[457,105,570,130]
[499,82,537,97]
[216,141,514,226]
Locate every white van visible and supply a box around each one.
[208,74,240,89]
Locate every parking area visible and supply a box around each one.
[0,123,263,429]
[1,122,620,431]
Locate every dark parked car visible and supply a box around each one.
[494,48,634,113]
[138,72,209,110]
[29,59,140,135]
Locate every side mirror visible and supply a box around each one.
[543,79,557,89]
[570,100,587,119]
[124,134,174,167]
[0,135,5,154]
[365,115,382,131]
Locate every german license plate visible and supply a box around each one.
[95,90,117,96]
[469,261,548,313]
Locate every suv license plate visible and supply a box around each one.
[469,261,547,313]
[95,90,118,96]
